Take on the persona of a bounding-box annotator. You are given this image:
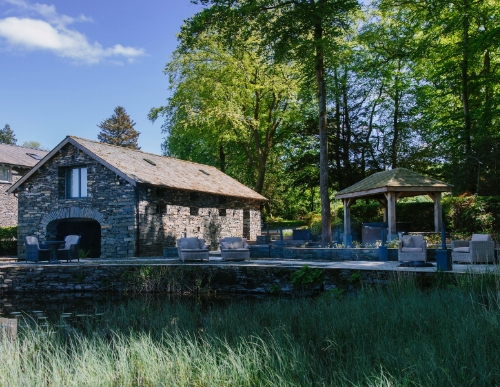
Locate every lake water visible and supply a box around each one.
[0,292,267,326]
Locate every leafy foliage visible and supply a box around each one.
[290,265,325,292]
[21,141,47,151]
[443,195,500,235]
[0,226,17,256]
[152,0,500,222]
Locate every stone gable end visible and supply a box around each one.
[16,143,262,259]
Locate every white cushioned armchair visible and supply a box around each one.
[451,233,495,264]
[398,235,427,262]
[177,237,209,262]
[219,237,250,261]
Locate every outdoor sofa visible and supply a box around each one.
[219,237,250,261]
[451,233,495,264]
[177,237,209,261]
[398,235,427,262]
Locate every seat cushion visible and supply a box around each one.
[401,247,423,253]
[453,247,470,253]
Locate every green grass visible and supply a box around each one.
[2,273,500,386]
[264,219,306,229]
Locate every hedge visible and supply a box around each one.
[0,226,17,256]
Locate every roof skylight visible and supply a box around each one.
[26,153,42,160]
[143,158,157,166]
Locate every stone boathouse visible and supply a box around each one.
[8,136,266,258]
[0,143,48,227]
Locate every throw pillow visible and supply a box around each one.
[402,236,414,248]
[232,240,243,249]
[221,242,232,250]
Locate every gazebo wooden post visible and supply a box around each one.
[384,192,397,240]
[428,192,443,232]
[343,198,353,247]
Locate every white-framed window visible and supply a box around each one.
[0,165,11,183]
[66,167,87,198]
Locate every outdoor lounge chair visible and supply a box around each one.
[56,235,81,262]
[177,237,209,261]
[24,236,50,263]
[451,233,495,264]
[398,235,427,262]
[219,237,250,261]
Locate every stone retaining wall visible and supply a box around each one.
[0,263,443,295]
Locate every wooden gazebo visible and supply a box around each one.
[335,168,453,244]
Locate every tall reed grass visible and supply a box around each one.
[1,272,500,386]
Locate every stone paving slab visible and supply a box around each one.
[0,257,498,274]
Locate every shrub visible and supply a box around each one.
[0,226,17,256]
[443,195,498,235]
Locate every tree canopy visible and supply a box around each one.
[97,106,141,150]
[152,0,500,232]
[150,28,303,195]
[21,141,47,151]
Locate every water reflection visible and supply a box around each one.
[0,292,266,324]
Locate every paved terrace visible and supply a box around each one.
[0,256,498,274]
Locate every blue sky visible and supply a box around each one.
[0,0,201,154]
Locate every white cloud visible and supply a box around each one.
[0,0,145,64]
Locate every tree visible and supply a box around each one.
[22,141,48,151]
[150,29,302,194]
[0,124,17,144]
[378,0,500,194]
[184,0,359,246]
[97,106,140,150]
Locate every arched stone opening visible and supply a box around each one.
[46,218,101,258]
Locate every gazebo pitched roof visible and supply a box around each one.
[335,168,452,199]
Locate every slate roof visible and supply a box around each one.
[9,136,267,201]
[335,168,452,199]
[0,143,48,167]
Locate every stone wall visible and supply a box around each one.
[0,167,27,227]
[0,263,444,295]
[16,144,137,259]
[16,143,263,258]
[137,186,262,256]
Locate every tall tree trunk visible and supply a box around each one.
[334,67,342,172]
[254,163,266,194]
[219,143,226,173]
[313,0,331,247]
[391,74,400,169]
[461,4,472,155]
[341,67,351,182]
[365,83,384,173]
